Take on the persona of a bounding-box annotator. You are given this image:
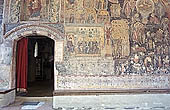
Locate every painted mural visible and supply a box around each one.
[61,0,170,89]
[65,26,104,56]
[1,0,170,90]
[9,0,60,23]
[63,0,170,74]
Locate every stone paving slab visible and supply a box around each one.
[1,105,170,110]
[0,97,54,110]
[1,101,54,110]
[2,103,170,110]
[54,106,170,110]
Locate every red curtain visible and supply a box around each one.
[16,38,28,92]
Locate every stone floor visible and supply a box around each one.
[1,103,170,110]
[0,97,54,110]
[53,94,170,110]
[1,94,170,110]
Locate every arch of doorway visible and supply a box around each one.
[3,24,64,90]
[4,24,64,40]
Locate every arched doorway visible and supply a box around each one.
[3,24,64,99]
[0,24,64,107]
[16,36,55,97]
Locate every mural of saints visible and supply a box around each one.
[28,0,42,18]
[123,0,136,18]
[110,3,121,18]
[67,0,76,4]
[153,0,166,19]
[97,10,110,24]
[65,26,104,56]
[136,0,154,23]
[104,23,113,57]
[95,0,108,10]
[66,33,75,54]
[111,20,130,58]
[20,0,60,22]
[65,0,77,9]
[108,0,119,3]
[83,0,94,9]
[132,22,145,44]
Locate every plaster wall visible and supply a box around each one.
[0,0,10,90]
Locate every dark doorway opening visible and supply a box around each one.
[16,36,54,97]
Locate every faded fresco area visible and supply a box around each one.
[0,0,11,89]
[0,39,12,89]
[0,65,10,89]
[1,0,170,90]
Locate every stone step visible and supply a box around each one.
[53,94,170,110]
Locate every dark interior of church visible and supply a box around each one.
[16,36,54,97]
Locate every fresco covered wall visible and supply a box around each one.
[58,0,170,90]
[1,0,170,90]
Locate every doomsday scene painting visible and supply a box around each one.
[57,0,170,89]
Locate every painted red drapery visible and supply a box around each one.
[16,38,28,91]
